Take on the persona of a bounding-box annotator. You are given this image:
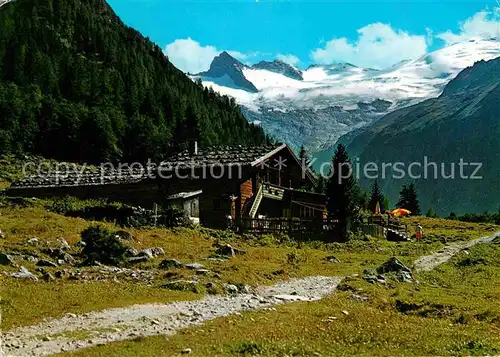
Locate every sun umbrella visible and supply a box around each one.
[389,208,411,217]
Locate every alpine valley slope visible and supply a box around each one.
[193,39,500,157]
[353,57,500,215]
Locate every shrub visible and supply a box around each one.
[81,225,128,266]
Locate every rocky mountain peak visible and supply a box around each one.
[252,60,303,80]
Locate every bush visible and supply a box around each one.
[81,225,128,266]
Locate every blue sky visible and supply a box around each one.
[107,0,500,72]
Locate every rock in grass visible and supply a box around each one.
[224,284,239,294]
[376,257,411,274]
[36,259,58,267]
[196,269,210,275]
[114,230,134,241]
[0,230,4,239]
[161,280,200,293]
[128,256,149,264]
[181,348,192,354]
[159,259,183,269]
[11,266,38,281]
[184,263,205,270]
[58,238,71,250]
[0,253,15,266]
[138,248,165,259]
[43,272,55,282]
[214,243,246,257]
[325,256,340,263]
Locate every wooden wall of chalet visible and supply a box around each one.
[256,147,312,189]
[240,178,253,211]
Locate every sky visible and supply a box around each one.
[107,0,500,73]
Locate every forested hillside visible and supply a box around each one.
[354,57,500,215]
[0,0,265,163]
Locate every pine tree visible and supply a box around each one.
[397,183,421,215]
[326,144,360,240]
[299,145,309,167]
[426,207,437,218]
[369,180,384,213]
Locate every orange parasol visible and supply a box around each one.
[389,208,411,217]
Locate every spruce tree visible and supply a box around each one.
[326,144,360,240]
[369,180,384,213]
[397,183,421,215]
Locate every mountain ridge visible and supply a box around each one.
[193,39,500,155]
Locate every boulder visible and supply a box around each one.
[184,263,205,270]
[196,269,210,275]
[214,243,246,257]
[36,259,58,267]
[125,248,138,257]
[128,256,149,264]
[325,256,340,263]
[224,284,239,294]
[159,258,182,269]
[114,230,134,241]
[138,248,165,259]
[28,237,39,244]
[395,270,413,283]
[43,272,56,282]
[46,248,65,259]
[11,266,38,281]
[0,253,15,266]
[377,257,411,274]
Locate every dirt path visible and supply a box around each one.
[413,231,500,272]
[2,276,342,356]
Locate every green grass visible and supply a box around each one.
[60,243,500,357]
[0,203,498,346]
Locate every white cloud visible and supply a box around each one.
[437,8,500,45]
[164,38,255,73]
[310,23,428,70]
[276,54,300,66]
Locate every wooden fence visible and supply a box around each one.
[241,217,338,236]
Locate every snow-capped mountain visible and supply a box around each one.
[193,39,500,155]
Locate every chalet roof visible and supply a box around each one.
[7,144,288,189]
[158,144,285,169]
[166,190,203,200]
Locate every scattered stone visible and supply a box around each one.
[205,282,216,289]
[159,258,182,269]
[0,230,4,239]
[36,259,58,267]
[325,256,340,263]
[152,247,165,256]
[342,310,349,316]
[42,272,55,282]
[41,336,52,342]
[184,263,205,270]
[66,313,77,318]
[114,230,134,241]
[128,256,150,264]
[224,284,238,294]
[0,253,15,266]
[181,348,192,354]
[214,243,246,257]
[11,266,38,281]
[196,269,210,275]
[24,255,37,262]
[28,237,39,244]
